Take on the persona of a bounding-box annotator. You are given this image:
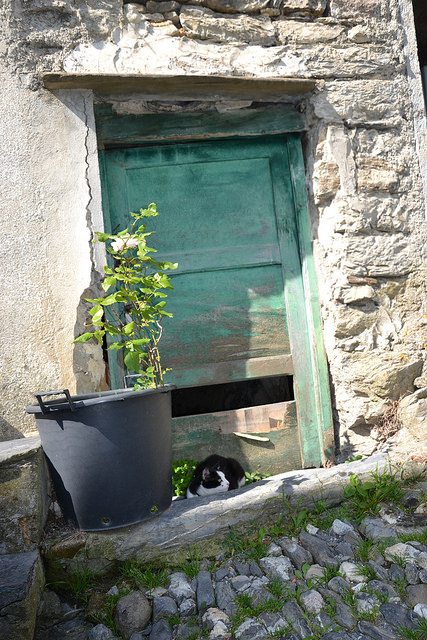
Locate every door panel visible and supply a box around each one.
[160,265,290,370]
[172,400,301,476]
[104,138,295,385]
[102,134,321,473]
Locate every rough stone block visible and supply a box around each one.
[350,353,423,400]
[275,20,344,44]
[329,0,383,19]
[0,551,44,640]
[313,161,341,201]
[146,0,180,12]
[398,388,427,441]
[180,6,276,45]
[343,234,415,278]
[114,591,151,639]
[0,437,48,554]
[206,0,270,12]
[311,79,405,127]
[302,44,399,79]
[357,157,399,192]
[281,0,326,16]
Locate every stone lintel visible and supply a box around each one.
[42,73,316,100]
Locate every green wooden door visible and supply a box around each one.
[100,123,333,473]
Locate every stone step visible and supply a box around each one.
[0,436,49,554]
[43,454,391,583]
[0,551,44,640]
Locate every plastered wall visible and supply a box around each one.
[1,0,426,460]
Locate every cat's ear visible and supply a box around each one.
[202,467,210,480]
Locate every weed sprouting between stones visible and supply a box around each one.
[225,525,270,561]
[318,564,343,584]
[269,623,294,639]
[323,595,338,619]
[372,589,390,605]
[393,575,408,599]
[342,465,406,522]
[305,621,342,640]
[88,590,125,635]
[387,553,407,569]
[354,537,376,562]
[52,565,95,605]
[294,562,311,582]
[397,527,427,546]
[176,546,205,579]
[266,576,286,599]
[356,563,377,581]
[341,587,357,608]
[121,560,169,590]
[166,613,182,627]
[360,582,391,605]
[231,590,287,630]
[398,617,427,640]
[358,604,381,624]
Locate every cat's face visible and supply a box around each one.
[197,468,229,496]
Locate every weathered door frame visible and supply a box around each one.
[96,104,334,468]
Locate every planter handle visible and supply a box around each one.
[34,389,76,415]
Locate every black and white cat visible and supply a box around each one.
[186,454,246,499]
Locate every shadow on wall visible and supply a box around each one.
[72,282,109,395]
[0,416,25,441]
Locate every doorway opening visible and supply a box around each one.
[96,104,334,471]
[172,375,294,418]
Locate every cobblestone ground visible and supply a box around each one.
[36,478,427,640]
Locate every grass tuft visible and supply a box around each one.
[121,560,169,590]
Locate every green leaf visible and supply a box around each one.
[94,232,110,242]
[89,305,103,316]
[361,482,376,491]
[343,486,355,499]
[136,203,158,218]
[123,321,135,335]
[73,332,95,344]
[93,330,105,345]
[130,338,150,346]
[102,276,117,292]
[102,324,121,335]
[92,309,104,324]
[106,342,125,351]
[159,261,178,271]
[124,350,141,372]
[102,292,120,306]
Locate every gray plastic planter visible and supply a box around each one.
[26,386,174,531]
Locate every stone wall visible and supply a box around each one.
[1,0,426,458]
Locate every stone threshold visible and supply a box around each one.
[43,454,393,580]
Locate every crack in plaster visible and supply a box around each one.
[82,92,95,270]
